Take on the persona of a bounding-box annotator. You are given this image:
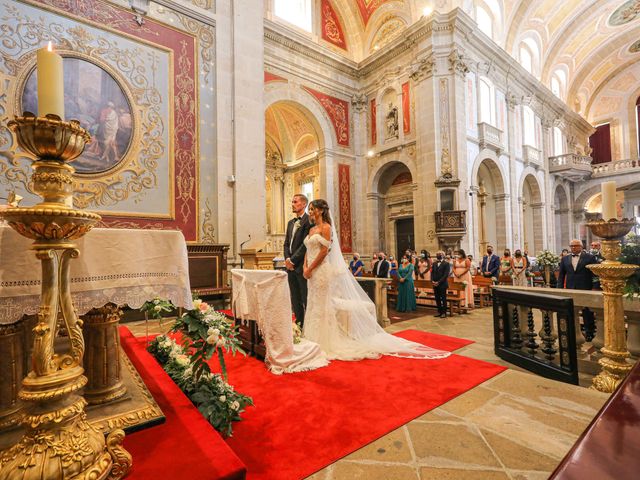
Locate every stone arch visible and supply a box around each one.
[553,184,571,252]
[472,156,508,253]
[264,83,335,151]
[521,173,543,255]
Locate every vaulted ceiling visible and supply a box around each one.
[277,1,640,122]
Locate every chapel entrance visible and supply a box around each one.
[395,218,415,260]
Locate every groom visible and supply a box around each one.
[284,194,311,327]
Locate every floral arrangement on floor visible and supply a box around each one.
[292,322,303,344]
[145,298,253,436]
[536,250,560,268]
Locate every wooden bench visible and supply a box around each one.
[472,275,494,307]
[413,279,467,316]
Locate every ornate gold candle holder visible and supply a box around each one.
[586,218,638,393]
[0,113,131,479]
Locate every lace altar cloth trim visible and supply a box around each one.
[231,269,328,375]
[0,227,193,324]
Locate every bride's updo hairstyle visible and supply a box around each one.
[310,199,332,226]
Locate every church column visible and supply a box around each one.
[366,192,383,254]
[520,197,528,252]
[274,168,285,234]
[493,193,510,250]
[531,202,545,253]
[477,183,488,254]
[541,118,554,249]
[506,94,520,250]
[351,94,368,255]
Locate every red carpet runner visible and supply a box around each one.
[120,328,506,480]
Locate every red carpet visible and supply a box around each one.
[120,328,505,480]
[222,329,503,480]
[120,328,246,480]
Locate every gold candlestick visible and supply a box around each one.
[586,218,638,393]
[0,113,131,479]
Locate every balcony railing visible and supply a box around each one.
[548,153,592,181]
[435,210,466,235]
[592,158,640,177]
[523,145,542,168]
[478,122,504,153]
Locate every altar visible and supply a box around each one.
[0,226,193,436]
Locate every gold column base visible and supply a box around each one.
[585,223,639,394]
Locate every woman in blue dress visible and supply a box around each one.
[396,255,417,312]
[389,255,398,277]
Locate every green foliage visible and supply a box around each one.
[620,243,640,297]
[145,297,252,437]
[140,297,174,319]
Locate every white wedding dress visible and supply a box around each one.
[302,230,451,361]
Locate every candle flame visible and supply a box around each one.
[47,41,53,52]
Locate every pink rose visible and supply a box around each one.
[198,302,210,312]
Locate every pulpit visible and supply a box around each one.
[240,241,278,270]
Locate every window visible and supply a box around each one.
[302,181,314,203]
[523,106,535,146]
[553,127,563,156]
[551,77,561,98]
[274,0,312,32]
[519,46,532,74]
[476,6,493,39]
[479,79,494,125]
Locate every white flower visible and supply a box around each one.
[174,354,190,367]
[219,395,227,402]
[193,299,202,310]
[154,305,163,312]
[216,338,225,348]
[231,401,240,411]
[206,334,219,345]
[207,327,220,337]
[182,366,193,379]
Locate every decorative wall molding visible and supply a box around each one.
[409,54,436,82]
[338,163,353,253]
[303,87,350,147]
[320,0,347,51]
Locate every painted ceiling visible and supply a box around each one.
[290,1,639,123]
[266,102,320,162]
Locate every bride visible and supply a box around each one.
[302,199,450,361]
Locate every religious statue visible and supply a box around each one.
[386,102,399,139]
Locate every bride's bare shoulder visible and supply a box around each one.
[321,223,331,239]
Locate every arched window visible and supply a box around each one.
[553,127,563,155]
[519,45,532,73]
[476,6,493,39]
[551,77,561,98]
[479,79,494,125]
[523,106,535,146]
[274,0,312,32]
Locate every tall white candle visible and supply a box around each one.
[36,41,64,118]
[602,181,617,221]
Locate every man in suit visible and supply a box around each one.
[431,250,451,317]
[481,245,500,278]
[558,239,599,341]
[372,252,390,278]
[284,194,311,327]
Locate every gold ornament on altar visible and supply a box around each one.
[585,218,638,393]
[0,112,131,478]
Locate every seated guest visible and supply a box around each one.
[349,253,364,277]
[373,252,390,278]
[396,255,417,312]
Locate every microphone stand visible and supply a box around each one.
[239,234,251,269]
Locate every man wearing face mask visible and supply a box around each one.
[481,245,500,278]
[373,252,390,278]
[431,250,451,317]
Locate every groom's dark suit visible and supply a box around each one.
[284,213,311,327]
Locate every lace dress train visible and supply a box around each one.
[302,233,450,361]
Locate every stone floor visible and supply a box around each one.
[127,307,609,480]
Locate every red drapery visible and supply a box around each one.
[589,123,611,165]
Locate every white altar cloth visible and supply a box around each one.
[0,226,193,324]
[231,269,328,375]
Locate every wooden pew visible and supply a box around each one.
[472,275,493,307]
[414,279,467,316]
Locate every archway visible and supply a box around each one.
[264,100,323,252]
[522,174,543,255]
[554,185,570,252]
[372,161,414,259]
[475,158,507,253]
